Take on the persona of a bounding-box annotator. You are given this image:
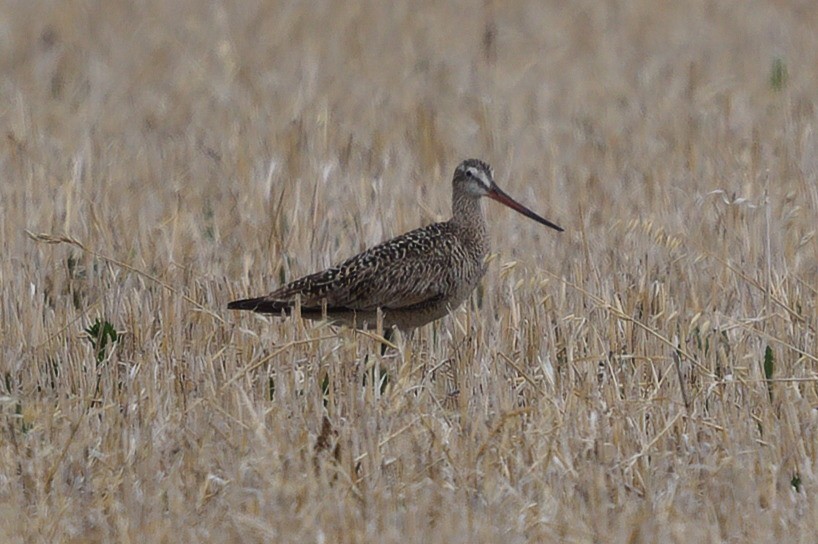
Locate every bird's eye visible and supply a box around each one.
[465,169,475,179]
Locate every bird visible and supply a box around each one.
[228,159,563,332]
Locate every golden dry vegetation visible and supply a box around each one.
[2,1,818,541]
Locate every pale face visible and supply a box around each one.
[455,160,494,197]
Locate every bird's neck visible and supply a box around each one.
[451,191,489,243]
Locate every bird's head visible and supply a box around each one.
[452,159,564,232]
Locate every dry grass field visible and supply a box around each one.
[2,0,818,541]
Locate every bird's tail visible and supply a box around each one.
[227,297,291,314]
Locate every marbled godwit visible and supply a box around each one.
[228,159,563,331]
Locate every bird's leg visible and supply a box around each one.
[384,327,427,404]
[380,327,395,356]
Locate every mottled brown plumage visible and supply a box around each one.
[228,159,563,330]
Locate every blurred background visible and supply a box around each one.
[2,1,818,541]
[5,0,816,277]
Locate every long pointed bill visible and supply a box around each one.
[487,184,564,232]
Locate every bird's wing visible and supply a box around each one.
[268,223,456,311]
[332,252,452,311]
